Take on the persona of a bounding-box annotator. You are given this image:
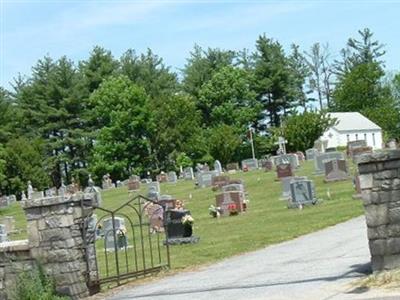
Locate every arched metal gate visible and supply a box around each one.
[82,194,170,292]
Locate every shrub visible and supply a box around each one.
[11,265,69,300]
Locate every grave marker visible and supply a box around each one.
[276,163,293,180]
[167,171,178,184]
[281,176,307,200]
[305,148,318,160]
[214,160,223,175]
[183,167,194,180]
[197,171,216,188]
[324,159,349,182]
[103,217,128,250]
[215,191,245,216]
[314,152,345,174]
[241,158,258,171]
[288,179,318,208]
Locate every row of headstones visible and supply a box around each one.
[0,194,17,208]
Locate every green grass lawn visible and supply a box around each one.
[1,160,364,276]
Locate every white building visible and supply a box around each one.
[320,112,383,150]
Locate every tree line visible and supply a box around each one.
[0,28,399,196]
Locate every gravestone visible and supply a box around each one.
[156,173,168,183]
[276,163,293,180]
[314,152,345,174]
[347,140,367,156]
[31,191,44,200]
[241,158,258,171]
[211,175,230,189]
[387,139,397,149]
[8,195,16,204]
[44,187,58,197]
[325,147,337,153]
[183,167,194,180]
[305,148,318,161]
[144,202,164,232]
[275,136,288,154]
[324,159,349,182]
[103,217,127,250]
[281,176,307,200]
[148,181,160,193]
[197,171,216,188]
[164,209,199,245]
[0,216,15,234]
[0,196,9,208]
[264,159,274,171]
[296,151,305,162]
[0,224,7,243]
[274,154,298,169]
[147,182,160,201]
[215,191,245,216]
[226,163,239,171]
[102,174,113,190]
[127,176,140,191]
[157,197,176,211]
[351,146,373,161]
[214,160,223,175]
[167,171,178,184]
[288,179,318,208]
[222,183,245,193]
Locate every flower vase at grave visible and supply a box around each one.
[118,235,127,248]
[183,224,193,237]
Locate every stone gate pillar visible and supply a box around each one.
[23,192,99,299]
[358,150,400,272]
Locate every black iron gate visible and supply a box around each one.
[82,194,170,291]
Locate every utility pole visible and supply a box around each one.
[249,128,255,159]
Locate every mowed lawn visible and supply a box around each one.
[1,160,364,271]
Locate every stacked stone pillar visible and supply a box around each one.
[22,193,98,299]
[358,150,400,272]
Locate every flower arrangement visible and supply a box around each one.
[209,205,222,218]
[116,226,127,248]
[181,214,194,226]
[228,203,238,216]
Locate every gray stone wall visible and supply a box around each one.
[0,192,99,299]
[357,150,400,272]
[0,240,35,300]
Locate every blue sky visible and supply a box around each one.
[1,0,399,89]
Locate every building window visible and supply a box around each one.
[372,133,376,146]
[347,134,350,142]
[355,134,358,141]
[364,133,367,142]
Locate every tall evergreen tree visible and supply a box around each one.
[253,35,296,128]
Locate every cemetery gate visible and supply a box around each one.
[81,194,170,292]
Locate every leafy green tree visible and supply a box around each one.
[277,111,335,152]
[198,66,261,128]
[208,125,241,166]
[182,45,236,100]
[1,138,50,196]
[89,76,152,181]
[148,93,204,171]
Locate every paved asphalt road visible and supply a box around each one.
[107,217,399,300]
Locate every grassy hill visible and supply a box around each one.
[1,160,363,271]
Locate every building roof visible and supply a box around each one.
[328,112,381,131]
